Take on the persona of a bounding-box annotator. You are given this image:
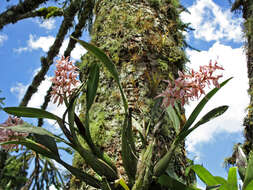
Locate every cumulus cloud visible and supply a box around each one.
[185,42,248,156]
[35,18,56,30]
[28,34,55,52]
[13,35,87,60]
[10,83,27,101]
[181,0,243,42]
[0,34,8,46]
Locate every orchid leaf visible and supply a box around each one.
[245,180,253,190]
[243,151,253,189]
[176,106,228,145]
[188,165,219,186]
[227,167,237,190]
[121,113,137,183]
[181,78,232,133]
[158,174,201,190]
[4,123,68,144]
[166,104,180,134]
[0,139,57,159]
[72,37,128,113]
[3,107,61,121]
[86,63,100,112]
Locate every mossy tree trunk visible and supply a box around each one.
[242,0,253,156]
[230,0,253,158]
[71,0,193,189]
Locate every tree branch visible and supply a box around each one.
[0,0,49,30]
[19,0,80,107]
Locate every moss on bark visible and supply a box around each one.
[71,0,193,189]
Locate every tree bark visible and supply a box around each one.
[237,0,253,156]
[71,0,192,189]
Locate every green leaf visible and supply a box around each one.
[72,37,128,113]
[3,107,61,120]
[176,106,228,144]
[158,175,201,190]
[243,151,253,189]
[206,185,221,190]
[181,78,232,133]
[57,159,101,188]
[227,167,237,190]
[86,63,100,112]
[214,176,227,185]
[5,123,67,144]
[166,104,180,134]
[34,134,59,157]
[189,165,219,186]
[153,142,177,177]
[244,180,253,190]
[121,113,137,183]
[115,178,130,190]
[0,139,57,159]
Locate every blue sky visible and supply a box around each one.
[0,0,249,189]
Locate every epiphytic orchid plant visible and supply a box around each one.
[0,37,231,190]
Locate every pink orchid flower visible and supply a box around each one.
[0,116,28,151]
[157,61,224,107]
[51,56,80,105]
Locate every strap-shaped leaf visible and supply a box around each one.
[115,178,130,190]
[4,123,69,145]
[214,176,227,184]
[3,107,61,120]
[244,180,253,190]
[86,63,100,112]
[189,165,219,186]
[34,134,59,157]
[158,174,201,190]
[153,142,176,177]
[166,104,180,134]
[227,167,237,190]
[57,158,101,188]
[175,106,228,145]
[181,78,232,133]
[72,37,128,113]
[206,185,221,190]
[0,139,57,159]
[243,151,253,189]
[121,112,137,183]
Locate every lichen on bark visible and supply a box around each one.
[71,0,193,189]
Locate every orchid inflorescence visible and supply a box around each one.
[0,116,28,150]
[51,56,80,105]
[157,61,224,107]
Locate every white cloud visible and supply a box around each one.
[28,34,55,52]
[13,47,29,53]
[58,38,87,60]
[185,42,248,157]
[181,0,243,42]
[10,83,27,101]
[14,35,87,60]
[35,18,56,30]
[0,34,7,46]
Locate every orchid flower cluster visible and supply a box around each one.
[157,61,224,107]
[51,56,80,105]
[0,116,28,150]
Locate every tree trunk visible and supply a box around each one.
[71,0,192,189]
[239,0,253,157]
